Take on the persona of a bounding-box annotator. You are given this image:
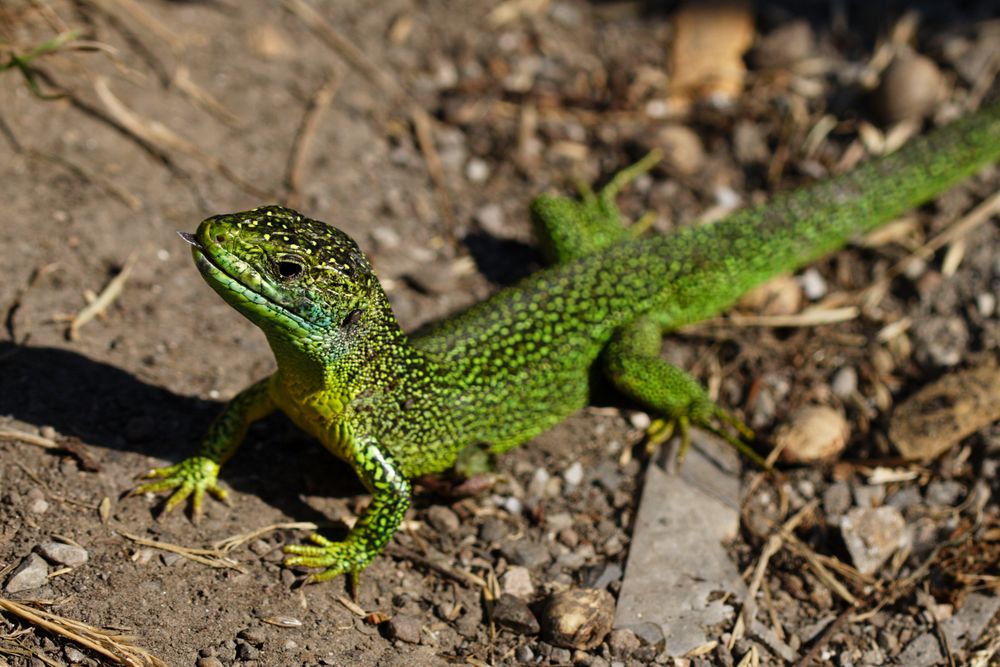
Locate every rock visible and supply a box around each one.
[542,588,615,650]
[37,542,89,567]
[607,628,641,658]
[563,461,584,487]
[426,505,461,533]
[831,367,858,398]
[912,316,968,368]
[500,566,534,599]
[940,592,1000,649]
[737,274,802,316]
[652,125,705,175]
[924,480,965,507]
[840,507,907,575]
[823,482,851,523]
[890,362,1000,460]
[514,645,535,662]
[799,268,827,300]
[478,517,508,543]
[474,203,505,236]
[751,20,815,69]
[492,593,539,635]
[465,157,491,183]
[196,658,225,667]
[5,553,49,593]
[897,632,943,667]
[502,540,550,569]
[615,431,744,656]
[775,405,850,463]
[64,646,87,663]
[873,53,944,125]
[385,614,423,644]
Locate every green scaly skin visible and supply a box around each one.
[136,101,1000,584]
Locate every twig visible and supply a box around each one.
[93,77,274,200]
[68,253,136,340]
[384,544,487,588]
[793,605,852,667]
[212,521,319,553]
[284,75,339,208]
[118,531,246,573]
[412,106,459,238]
[0,597,168,666]
[173,66,241,126]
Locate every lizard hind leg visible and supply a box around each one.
[602,316,766,467]
[529,150,662,265]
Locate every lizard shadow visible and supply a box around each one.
[0,341,361,528]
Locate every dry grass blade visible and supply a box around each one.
[118,531,246,573]
[281,0,407,101]
[412,106,459,238]
[0,428,60,450]
[173,66,241,126]
[284,75,339,208]
[93,77,273,200]
[0,597,168,666]
[212,521,319,553]
[719,306,859,328]
[860,190,1000,309]
[68,253,136,340]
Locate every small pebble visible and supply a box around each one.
[924,480,964,507]
[563,461,584,487]
[541,588,615,650]
[831,367,858,398]
[607,628,640,658]
[751,20,815,68]
[501,566,535,599]
[840,507,907,575]
[385,614,422,644]
[5,553,49,593]
[196,658,224,667]
[502,540,550,569]
[775,405,850,463]
[977,292,996,317]
[873,53,944,124]
[465,158,491,183]
[426,505,461,533]
[37,542,89,567]
[474,203,505,236]
[912,316,968,368]
[514,644,535,662]
[64,646,87,663]
[492,593,540,635]
[652,125,705,175]
[799,268,827,300]
[738,274,802,316]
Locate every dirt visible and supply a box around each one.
[1,1,999,666]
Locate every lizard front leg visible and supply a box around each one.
[283,435,411,586]
[133,375,276,519]
[602,317,766,467]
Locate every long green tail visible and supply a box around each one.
[642,99,1000,327]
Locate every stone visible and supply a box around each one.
[5,553,49,593]
[912,316,968,368]
[426,505,461,533]
[492,593,539,635]
[385,614,422,644]
[36,542,88,567]
[897,633,943,667]
[940,592,1000,649]
[873,53,944,124]
[542,588,615,650]
[607,628,640,658]
[840,507,907,575]
[563,461,584,487]
[775,405,850,463]
[500,566,534,599]
[615,431,744,656]
[502,540,550,569]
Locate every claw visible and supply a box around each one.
[642,404,769,470]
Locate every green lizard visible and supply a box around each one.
[136,100,1000,585]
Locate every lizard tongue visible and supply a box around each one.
[176,231,203,248]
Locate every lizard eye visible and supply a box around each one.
[276,259,303,279]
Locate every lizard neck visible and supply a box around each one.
[266,295,408,402]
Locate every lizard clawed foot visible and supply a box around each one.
[283,533,366,589]
[130,456,229,521]
[644,401,768,469]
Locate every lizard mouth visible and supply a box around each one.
[178,229,311,330]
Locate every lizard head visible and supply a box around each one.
[182,205,397,357]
